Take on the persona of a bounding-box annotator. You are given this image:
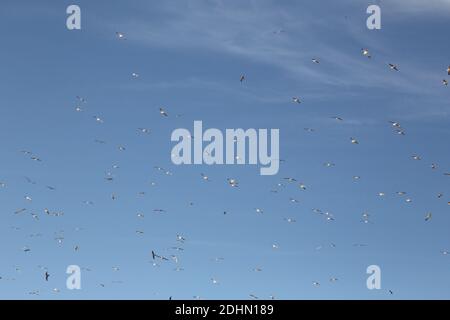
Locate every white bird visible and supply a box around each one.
[159,108,168,117]
[350,137,359,144]
[388,63,399,71]
[116,32,126,40]
[361,48,371,58]
[131,72,139,78]
[93,116,104,123]
[312,58,320,64]
[425,212,432,222]
[227,178,239,187]
[138,128,150,134]
[292,97,301,104]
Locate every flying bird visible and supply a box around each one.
[292,97,301,104]
[361,48,371,58]
[388,63,399,71]
[159,108,168,117]
[116,32,126,40]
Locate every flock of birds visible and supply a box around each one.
[0,23,449,300]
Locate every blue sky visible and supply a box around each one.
[0,0,449,299]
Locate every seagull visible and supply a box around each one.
[312,58,320,64]
[131,72,139,78]
[431,163,438,170]
[159,108,168,117]
[329,277,338,282]
[389,121,401,128]
[412,155,421,160]
[361,48,371,58]
[14,208,26,215]
[299,183,307,190]
[283,177,297,182]
[240,75,245,83]
[116,32,126,40]
[200,173,210,181]
[425,212,432,222]
[138,128,150,134]
[388,63,399,71]
[93,116,104,123]
[292,97,301,104]
[249,294,259,300]
[76,96,87,103]
[227,178,239,187]
[284,217,296,223]
[45,272,50,281]
[350,137,359,144]
[312,281,320,287]
[443,79,448,86]
[176,234,186,242]
[447,66,450,75]
[211,278,219,285]
[361,212,371,224]
[75,106,83,112]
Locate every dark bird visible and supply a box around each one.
[45,272,50,281]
